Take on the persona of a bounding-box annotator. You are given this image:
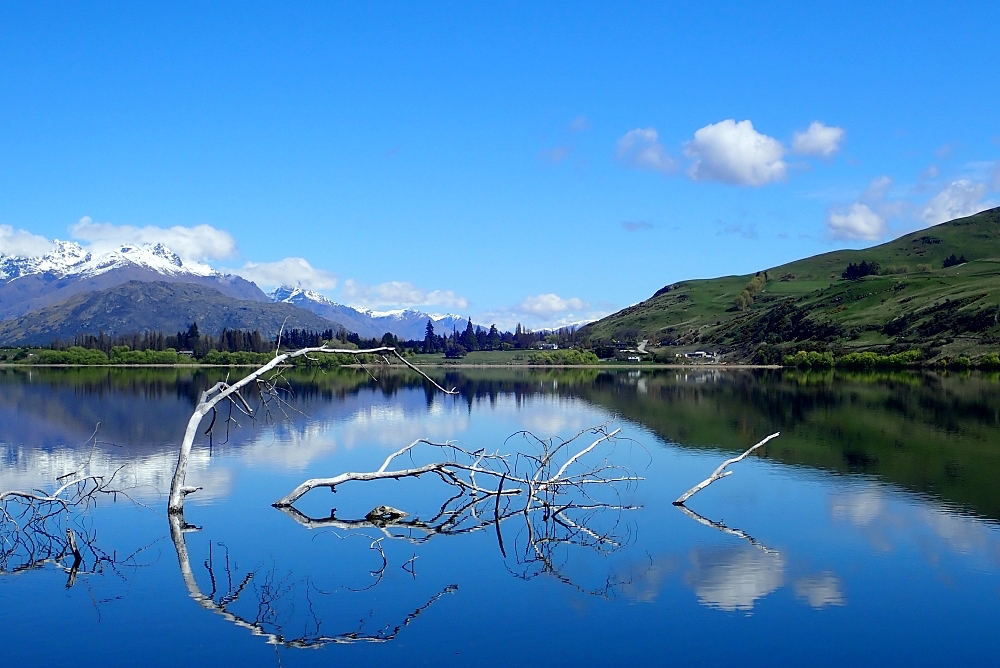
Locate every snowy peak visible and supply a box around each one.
[0,241,216,281]
[269,285,335,306]
[266,285,469,339]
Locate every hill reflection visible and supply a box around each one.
[2,366,1000,518]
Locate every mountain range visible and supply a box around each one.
[581,207,1000,362]
[268,286,466,340]
[0,241,465,345]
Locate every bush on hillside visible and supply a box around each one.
[842,261,880,280]
[942,254,967,268]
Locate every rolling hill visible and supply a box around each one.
[581,207,1000,361]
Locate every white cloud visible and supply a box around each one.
[71,217,237,262]
[862,175,893,201]
[792,121,846,157]
[519,293,587,315]
[235,257,338,291]
[684,119,786,186]
[568,115,590,132]
[0,225,54,257]
[826,203,888,240]
[919,179,997,225]
[615,128,678,174]
[342,279,468,310]
[991,163,1000,192]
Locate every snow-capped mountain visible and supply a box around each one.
[0,241,267,321]
[269,286,467,340]
[0,240,217,282]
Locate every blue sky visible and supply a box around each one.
[1,1,998,328]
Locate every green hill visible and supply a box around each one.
[581,207,1000,362]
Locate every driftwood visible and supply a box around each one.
[0,426,141,585]
[672,432,780,506]
[168,345,457,513]
[275,423,643,597]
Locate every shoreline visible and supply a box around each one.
[0,362,783,370]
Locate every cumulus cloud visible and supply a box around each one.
[919,179,997,225]
[71,217,237,262]
[235,257,338,291]
[826,203,888,241]
[684,119,786,186]
[519,293,587,315]
[792,121,846,157]
[342,279,468,309]
[0,225,54,257]
[615,128,678,174]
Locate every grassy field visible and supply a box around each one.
[582,207,1000,361]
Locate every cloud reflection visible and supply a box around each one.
[794,573,845,608]
[685,545,785,611]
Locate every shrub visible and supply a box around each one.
[783,350,834,368]
[528,349,600,365]
[942,254,967,268]
[34,347,109,365]
[835,349,921,369]
[842,261,880,280]
[977,353,1000,369]
[109,346,181,364]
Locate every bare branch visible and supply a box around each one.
[672,432,780,506]
[168,345,458,513]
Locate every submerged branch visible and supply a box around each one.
[672,432,780,506]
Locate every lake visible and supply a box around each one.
[2,366,1000,666]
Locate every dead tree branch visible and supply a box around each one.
[672,432,780,506]
[274,423,643,596]
[1,427,142,584]
[168,345,457,514]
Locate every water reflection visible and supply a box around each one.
[3,367,1000,665]
[685,545,786,612]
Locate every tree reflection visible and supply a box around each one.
[167,513,457,649]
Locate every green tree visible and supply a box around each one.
[423,320,436,353]
[461,319,479,351]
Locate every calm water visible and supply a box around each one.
[2,366,1000,666]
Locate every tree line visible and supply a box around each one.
[45,319,584,360]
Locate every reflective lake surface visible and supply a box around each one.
[3,366,1000,666]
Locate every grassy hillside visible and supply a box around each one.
[581,207,1000,361]
[0,280,344,345]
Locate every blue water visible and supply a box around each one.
[2,368,999,666]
